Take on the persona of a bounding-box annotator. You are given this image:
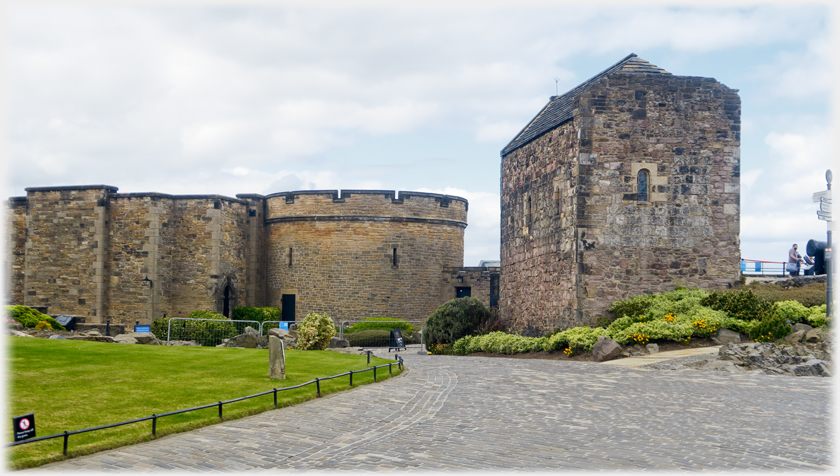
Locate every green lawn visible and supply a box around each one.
[6,337,402,469]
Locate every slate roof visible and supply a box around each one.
[500,53,671,157]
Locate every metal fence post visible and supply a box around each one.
[316,378,321,397]
[373,366,377,382]
[273,388,277,407]
[367,350,370,364]
[63,431,69,456]
[218,401,223,419]
[152,414,157,436]
[389,363,392,374]
[349,370,353,387]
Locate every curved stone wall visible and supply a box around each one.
[265,190,467,321]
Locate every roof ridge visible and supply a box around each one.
[500,54,670,157]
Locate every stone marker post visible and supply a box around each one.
[269,335,286,379]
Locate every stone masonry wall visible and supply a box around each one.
[575,73,740,323]
[440,267,499,311]
[501,119,580,333]
[21,186,115,319]
[265,191,467,322]
[501,72,740,334]
[5,198,27,305]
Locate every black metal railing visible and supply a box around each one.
[7,356,404,458]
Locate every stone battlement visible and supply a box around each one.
[264,189,468,224]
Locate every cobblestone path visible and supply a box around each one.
[36,350,832,471]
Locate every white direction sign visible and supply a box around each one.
[813,190,832,202]
[821,198,832,214]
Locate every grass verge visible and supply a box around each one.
[7,337,401,469]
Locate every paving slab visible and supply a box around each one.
[30,348,831,472]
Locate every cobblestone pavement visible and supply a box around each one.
[35,348,832,471]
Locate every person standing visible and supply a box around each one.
[788,244,804,277]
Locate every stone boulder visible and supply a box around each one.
[329,337,350,348]
[221,326,267,348]
[789,359,831,377]
[792,323,813,334]
[164,340,201,346]
[804,328,823,343]
[9,330,33,337]
[592,336,622,362]
[114,334,139,344]
[268,327,296,348]
[66,335,115,343]
[713,328,742,345]
[784,330,805,344]
[621,344,647,357]
[645,343,659,354]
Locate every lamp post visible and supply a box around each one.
[826,170,833,319]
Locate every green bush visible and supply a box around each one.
[548,326,609,352]
[5,305,65,331]
[34,321,53,330]
[773,300,810,324]
[452,332,550,355]
[701,289,773,321]
[719,281,826,307]
[346,318,416,336]
[152,311,236,346]
[806,304,829,327]
[346,329,391,347]
[232,307,281,323]
[425,297,492,347]
[607,294,657,319]
[749,313,792,342]
[296,312,336,350]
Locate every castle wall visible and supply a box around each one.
[5,198,27,305]
[440,267,499,311]
[574,73,740,322]
[501,119,581,333]
[238,195,268,307]
[265,191,467,322]
[501,72,741,334]
[21,186,115,320]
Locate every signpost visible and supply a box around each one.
[13,414,35,442]
[813,170,834,318]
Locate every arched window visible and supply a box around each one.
[637,170,649,202]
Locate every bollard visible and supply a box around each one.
[105,319,110,337]
[152,414,157,436]
[367,350,371,364]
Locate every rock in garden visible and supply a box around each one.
[713,328,742,345]
[592,336,622,362]
[784,330,805,344]
[47,334,65,339]
[114,334,139,344]
[269,335,286,379]
[268,328,290,338]
[86,330,102,336]
[789,359,831,377]
[792,323,813,334]
[224,326,264,348]
[130,332,160,345]
[645,343,659,354]
[10,330,33,337]
[329,337,350,348]
[165,340,200,346]
[804,328,822,343]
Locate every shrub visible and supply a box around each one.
[424,297,493,347]
[347,318,416,336]
[548,326,609,352]
[5,305,65,331]
[720,282,826,307]
[34,321,53,330]
[806,304,829,327]
[773,300,810,324]
[452,332,549,355]
[296,312,336,350]
[749,313,792,342]
[346,329,391,347]
[607,294,657,319]
[701,289,773,321]
[153,311,236,346]
[232,307,281,323]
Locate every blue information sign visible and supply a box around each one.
[135,325,151,333]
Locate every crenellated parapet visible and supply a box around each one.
[264,190,468,227]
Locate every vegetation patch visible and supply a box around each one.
[7,337,400,469]
[6,305,65,331]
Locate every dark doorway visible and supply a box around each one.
[223,286,231,318]
[281,294,296,321]
[455,287,471,298]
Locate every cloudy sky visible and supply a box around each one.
[3,1,836,267]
